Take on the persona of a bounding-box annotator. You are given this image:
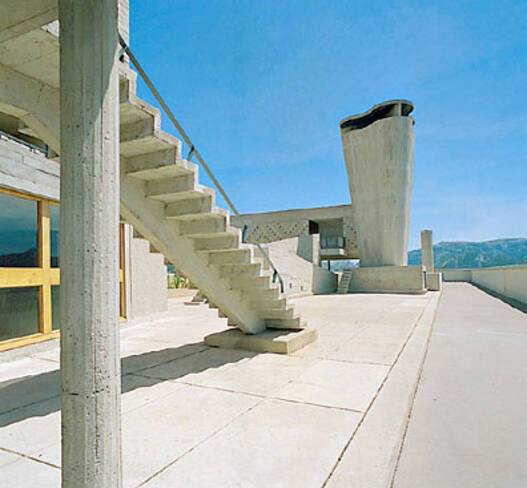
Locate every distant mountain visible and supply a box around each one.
[0,248,38,267]
[408,238,527,269]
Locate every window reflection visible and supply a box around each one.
[0,193,38,267]
[50,204,59,267]
[0,287,40,341]
[51,285,60,330]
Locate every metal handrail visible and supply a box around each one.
[118,36,285,293]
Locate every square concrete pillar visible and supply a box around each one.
[59,1,122,487]
[420,229,434,272]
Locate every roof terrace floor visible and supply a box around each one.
[0,287,444,487]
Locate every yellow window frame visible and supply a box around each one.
[0,187,126,351]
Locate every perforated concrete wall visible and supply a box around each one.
[244,221,310,244]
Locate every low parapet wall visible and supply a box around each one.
[441,269,473,282]
[442,265,527,307]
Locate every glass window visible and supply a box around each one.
[0,287,40,341]
[0,193,38,267]
[50,204,59,268]
[51,285,60,330]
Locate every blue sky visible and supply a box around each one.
[131,0,526,250]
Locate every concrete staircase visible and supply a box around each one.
[118,70,305,335]
[338,270,352,294]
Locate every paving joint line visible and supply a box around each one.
[388,291,443,488]
[135,394,267,488]
[0,446,60,470]
[320,298,432,488]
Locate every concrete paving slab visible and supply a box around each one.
[0,356,57,383]
[0,449,21,468]
[0,292,440,488]
[330,337,403,365]
[184,352,317,397]
[121,342,207,375]
[0,397,60,457]
[292,334,346,359]
[136,347,255,383]
[325,292,440,488]
[0,365,59,415]
[394,284,527,488]
[0,454,60,488]
[121,373,184,414]
[142,398,361,488]
[36,383,261,487]
[277,360,389,412]
[122,383,260,487]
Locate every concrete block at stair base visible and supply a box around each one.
[348,265,426,294]
[425,271,442,291]
[204,328,318,355]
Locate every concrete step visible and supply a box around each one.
[125,150,195,180]
[178,215,228,237]
[258,307,298,320]
[144,177,214,204]
[192,232,240,251]
[204,248,252,265]
[230,275,273,290]
[242,287,280,301]
[165,195,214,218]
[219,262,262,279]
[265,317,306,330]
[252,298,287,311]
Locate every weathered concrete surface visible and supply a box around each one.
[204,327,317,354]
[0,292,437,487]
[59,1,122,486]
[0,1,58,44]
[348,265,426,294]
[442,265,527,307]
[0,137,59,200]
[255,237,337,296]
[442,268,473,281]
[340,100,414,267]
[425,271,442,291]
[471,265,527,306]
[129,237,168,318]
[393,283,527,488]
[326,292,440,488]
[232,204,358,259]
[420,229,434,272]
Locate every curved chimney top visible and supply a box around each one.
[340,99,414,131]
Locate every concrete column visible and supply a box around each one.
[59,1,122,487]
[340,100,415,267]
[421,229,434,272]
[119,0,130,44]
[297,234,320,265]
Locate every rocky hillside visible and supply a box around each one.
[408,238,527,269]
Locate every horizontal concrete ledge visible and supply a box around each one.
[204,327,318,355]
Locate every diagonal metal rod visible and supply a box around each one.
[119,35,285,293]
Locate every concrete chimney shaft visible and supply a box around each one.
[340,100,415,267]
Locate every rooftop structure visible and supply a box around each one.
[0,2,525,488]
